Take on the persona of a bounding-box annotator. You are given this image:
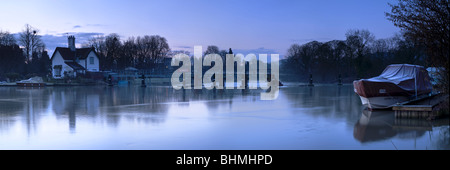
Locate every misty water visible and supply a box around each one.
[0,85,448,150]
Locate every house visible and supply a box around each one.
[51,36,100,79]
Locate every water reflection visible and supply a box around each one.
[283,85,362,121]
[354,109,405,143]
[354,108,450,149]
[0,87,50,136]
[0,85,448,150]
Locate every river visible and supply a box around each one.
[0,85,448,150]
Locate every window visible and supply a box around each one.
[54,65,62,77]
[90,57,94,64]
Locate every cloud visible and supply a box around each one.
[38,32,104,55]
[174,45,191,49]
[73,25,82,29]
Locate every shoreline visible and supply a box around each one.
[0,83,106,87]
[0,82,354,87]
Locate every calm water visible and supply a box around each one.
[0,85,448,150]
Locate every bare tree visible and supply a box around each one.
[345,29,375,78]
[149,35,170,63]
[0,31,16,46]
[19,24,44,62]
[135,35,170,67]
[122,37,138,68]
[386,0,449,92]
[286,41,321,74]
[345,29,375,58]
[105,33,122,70]
[205,45,219,55]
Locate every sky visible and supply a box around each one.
[0,0,401,58]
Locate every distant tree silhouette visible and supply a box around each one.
[205,45,219,55]
[0,31,16,46]
[85,34,170,71]
[0,44,26,76]
[284,29,428,83]
[345,29,375,78]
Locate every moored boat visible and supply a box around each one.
[353,64,432,109]
[16,77,46,87]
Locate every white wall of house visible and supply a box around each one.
[52,51,74,79]
[85,51,100,72]
[51,50,100,79]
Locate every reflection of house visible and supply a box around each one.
[51,36,100,79]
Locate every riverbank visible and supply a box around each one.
[0,82,107,87]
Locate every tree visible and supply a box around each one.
[286,41,321,77]
[104,33,122,71]
[0,44,26,75]
[345,29,375,78]
[205,45,219,55]
[147,35,170,64]
[0,31,26,78]
[386,0,449,92]
[135,35,170,69]
[85,35,107,70]
[19,24,44,62]
[121,37,138,68]
[0,31,16,46]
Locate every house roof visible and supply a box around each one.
[65,61,86,70]
[51,47,97,61]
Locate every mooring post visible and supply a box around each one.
[108,75,113,86]
[308,74,314,86]
[141,73,147,87]
[338,74,343,86]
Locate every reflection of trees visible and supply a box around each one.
[49,86,193,130]
[0,88,26,133]
[433,123,450,150]
[0,87,51,135]
[48,86,251,130]
[21,88,51,135]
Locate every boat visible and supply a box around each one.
[353,64,432,109]
[16,77,46,87]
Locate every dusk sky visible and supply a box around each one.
[0,0,400,57]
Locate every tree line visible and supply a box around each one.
[0,24,50,82]
[0,0,447,92]
[82,34,170,71]
[281,29,427,83]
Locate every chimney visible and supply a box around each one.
[68,36,76,51]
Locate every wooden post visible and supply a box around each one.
[141,74,147,87]
[108,75,113,86]
[308,74,314,86]
[338,74,343,86]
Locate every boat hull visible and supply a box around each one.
[353,64,433,109]
[16,83,46,87]
[359,96,409,109]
